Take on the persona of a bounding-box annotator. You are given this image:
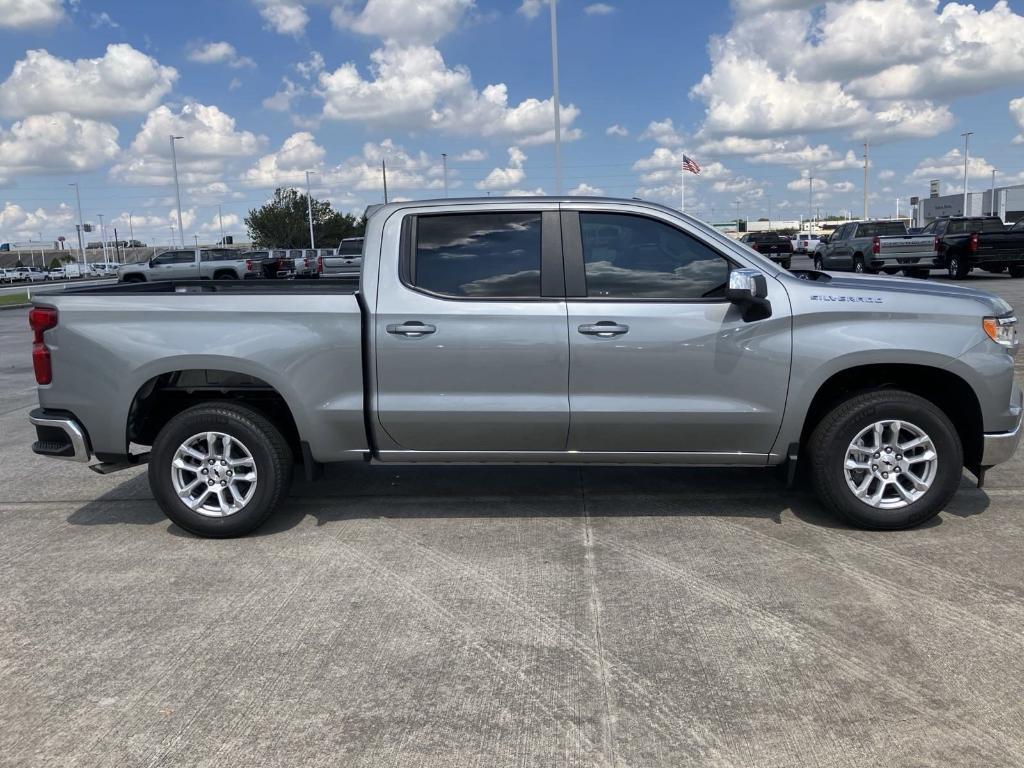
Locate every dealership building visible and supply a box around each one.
[914,183,1024,226]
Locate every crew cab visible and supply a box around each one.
[27,197,1022,537]
[739,232,793,269]
[923,216,1024,279]
[814,221,934,277]
[118,248,262,283]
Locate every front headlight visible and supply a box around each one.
[983,316,1019,348]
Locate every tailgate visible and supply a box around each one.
[878,236,933,256]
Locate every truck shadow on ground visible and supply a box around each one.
[65,463,991,537]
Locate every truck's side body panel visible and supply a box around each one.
[36,291,367,461]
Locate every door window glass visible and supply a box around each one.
[413,212,542,298]
[579,213,730,299]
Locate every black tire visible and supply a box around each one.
[853,254,874,274]
[213,271,237,280]
[947,253,970,279]
[780,260,791,271]
[808,390,963,530]
[813,256,824,271]
[882,268,899,275]
[1009,265,1024,279]
[148,402,293,538]
[122,274,146,284]
[983,265,1007,274]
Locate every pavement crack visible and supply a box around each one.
[579,468,619,768]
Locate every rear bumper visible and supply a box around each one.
[982,389,1023,467]
[29,408,91,462]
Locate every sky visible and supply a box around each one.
[1,0,1024,247]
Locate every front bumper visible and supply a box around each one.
[29,408,91,463]
[982,390,1023,467]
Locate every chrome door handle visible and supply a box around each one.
[578,322,629,337]
[386,322,436,337]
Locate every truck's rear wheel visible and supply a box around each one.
[1009,266,1024,278]
[947,254,970,279]
[808,390,962,530]
[148,402,293,538]
[813,256,824,271]
[213,271,237,280]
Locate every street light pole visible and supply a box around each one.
[991,168,998,217]
[98,213,107,264]
[441,153,449,198]
[862,141,869,220]
[549,0,562,195]
[961,131,973,216]
[217,204,225,244]
[170,134,186,249]
[304,170,317,248]
[69,182,86,267]
[128,212,135,246]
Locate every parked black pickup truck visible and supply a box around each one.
[739,232,793,269]
[924,216,1024,279]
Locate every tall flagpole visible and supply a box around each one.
[550,0,562,195]
[681,164,685,214]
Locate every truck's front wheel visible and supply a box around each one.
[148,402,293,537]
[808,390,962,530]
[947,254,970,279]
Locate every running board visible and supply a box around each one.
[89,452,150,475]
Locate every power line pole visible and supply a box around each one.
[304,170,317,248]
[767,194,772,230]
[98,213,107,264]
[549,0,562,195]
[170,134,186,249]
[382,159,389,204]
[128,212,135,245]
[441,153,449,198]
[217,204,225,244]
[735,198,741,232]
[862,141,869,220]
[961,131,973,216]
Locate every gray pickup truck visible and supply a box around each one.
[118,248,261,282]
[813,220,935,276]
[28,197,1022,537]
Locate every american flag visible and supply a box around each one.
[682,155,701,175]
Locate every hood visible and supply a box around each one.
[789,271,1013,316]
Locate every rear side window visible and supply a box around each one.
[579,212,730,299]
[412,212,542,298]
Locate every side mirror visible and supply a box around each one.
[726,268,772,321]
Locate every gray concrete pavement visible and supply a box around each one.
[2,272,1024,767]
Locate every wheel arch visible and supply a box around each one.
[797,363,983,470]
[126,368,304,461]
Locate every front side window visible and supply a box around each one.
[412,212,542,298]
[579,213,730,299]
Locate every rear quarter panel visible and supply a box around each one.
[35,292,367,461]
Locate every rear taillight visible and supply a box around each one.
[970,233,979,253]
[29,306,58,385]
[934,236,940,253]
[872,236,880,255]
[245,259,254,271]
[317,255,324,274]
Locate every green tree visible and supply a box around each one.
[245,188,365,248]
[49,257,63,270]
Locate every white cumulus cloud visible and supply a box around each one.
[0,44,178,119]
[0,0,65,29]
[187,41,255,69]
[0,113,119,183]
[476,146,527,190]
[332,0,474,44]
[255,0,308,36]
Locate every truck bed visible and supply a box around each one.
[32,276,368,464]
[47,277,360,297]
